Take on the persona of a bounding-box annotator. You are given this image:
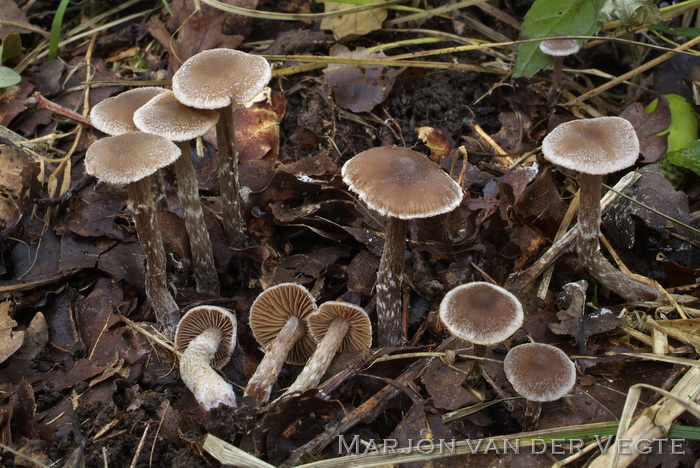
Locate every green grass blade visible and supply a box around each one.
[48,0,71,60]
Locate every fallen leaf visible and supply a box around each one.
[235,93,286,164]
[0,302,24,364]
[620,96,670,163]
[0,145,37,235]
[420,360,476,410]
[320,1,388,40]
[0,1,38,37]
[13,312,48,360]
[416,126,455,161]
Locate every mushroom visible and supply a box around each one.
[439,282,523,386]
[341,146,463,347]
[538,36,580,105]
[134,90,221,295]
[244,283,317,403]
[283,301,372,396]
[85,132,181,333]
[503,342,576,431]
[541,117,659,301]
[172,48,272,247]
[175,305,237,411]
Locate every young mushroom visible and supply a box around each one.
[539,36,580,105]
[342,146,463,347]
[175,305,237,411]
[85,133,181,333]
[172,48,272,247]
[542,117,659,301]
[503,342,576,431]
[244,283,317,404]
[133,90,220,295]
[439,282,523,386]
[283,301,372,397]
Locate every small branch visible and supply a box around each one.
[25,91,93,127]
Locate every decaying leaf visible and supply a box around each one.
[320,1,388,40]
[600,0,661,27]
[13,312,48,360]
[234,93,286,164]
[323,45,401,113]
[620,96,670,163]
[416,126,455,161]
[0,302,24,364]
[0,145,37,234]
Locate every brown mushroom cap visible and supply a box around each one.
[341,146,463,219]
[172,48,272,110]
[539,37,580,56]
[85,132,181,185]
[308,301,372,352]
[541,116,640,175]
[439,282,524,345]
[133,90,220,141]
[249,283,317,365]
[503,343,576,402]
[90,87,166,135]
[175,305,237,369]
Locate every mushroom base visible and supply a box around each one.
[375,216,407,347]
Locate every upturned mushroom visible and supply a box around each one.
[134,90,220,295]
[85,133,181,333]
[283,301,371,396]
[541,117,659,301]
[172,48,272,247]
[244,283,317,403]
[539,36,580,105]
[439,282,523,386]
[503,342,576,431]
[342,146,463,347]
[175,305,237,411]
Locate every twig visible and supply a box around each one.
[25,91,93,127]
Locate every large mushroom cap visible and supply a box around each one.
[133,90,220,141]
[308,301,372,352]
[341,146,463,219]
[539,37,580,56]
[172,48,272,110]
[85,132,181,185]
[503,343,576,402]
[249,283,317,365]
[439,282,524,345]
[541,116,640,175]
[175,305,237,369]
[90,87,166,135]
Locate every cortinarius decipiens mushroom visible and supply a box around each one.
[539,36,580,105]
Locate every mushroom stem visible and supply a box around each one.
[576,173,659,301]
[522,400,542,431]
[547,57,564,106]
[180,328,237,410]
[126,175,179,334]
[174,141,220,295]
[216,104,245,247]
[465,343,486,387]
[151,170,168,211]
[376,216,407,347]
[284,318,350,396]
[245,315,305,403]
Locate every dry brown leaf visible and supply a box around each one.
[235,93,286,164]
[0,302,24,364]
[320,1,388,40]
[416,126,455,161]
[0,145,37,235]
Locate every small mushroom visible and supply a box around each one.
[134,91,220,295]
[439,282,523,386]
[342,146,463,347]
[85,133,181,332]
[283,301,372,396]
[244,283,317,403]
[175,305,237,411]
[538,36,580,105]
[542,117,659,301]
[172,48,272,247]
[503,342,576,431]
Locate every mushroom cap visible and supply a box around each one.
[85,132,181,185]
[503,343,576,402]
[133,91,220,141]
[439,282,524,345]
[341,146,463,219]
[308,301,372,352]
[249,283,317,365]
[172,48,272,110]
[90,87,166,135]
[539,37,580,56]
[541,116,640,175]
[175,305,237,369]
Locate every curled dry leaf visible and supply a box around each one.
[234,93,286,164]
[0,302,24,364]
[320,1,388,40]
[323,45,402,113]
[0,145,37,235]
[620,95,670,163]
[416,126,455,161]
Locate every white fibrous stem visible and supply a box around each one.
[126,175,179,335]
[284,319,349,396]
[375,216,407,347]
[245,316,305,403]
[174,142,220,295]
[576,173,659,301]
[216,104,245,247]
[180,328,237,411]
[521,400,542,432]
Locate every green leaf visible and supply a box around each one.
[0,66,21,88]
[651,23,700,39]
[2,33,22,61]
[513,0,604,78]
[667,140,700,176]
